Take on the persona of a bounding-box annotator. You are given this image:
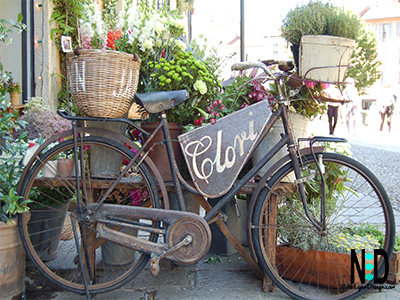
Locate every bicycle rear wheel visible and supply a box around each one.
[252,152,395,300]
[19,136,162,295]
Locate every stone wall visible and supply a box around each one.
[33,1,59,109]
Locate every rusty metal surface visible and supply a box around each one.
[93,203,211,264]
[178,100,272,198]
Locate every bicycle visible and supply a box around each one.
[17,60,395,300]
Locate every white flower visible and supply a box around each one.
[142,40,153,51]
[193,80,207,95]
[175,39,186,51]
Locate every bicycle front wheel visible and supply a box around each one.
[19,136,162,295]
[252,152,395,300]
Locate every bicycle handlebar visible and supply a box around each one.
[231,61,277,80]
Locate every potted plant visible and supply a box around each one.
[0,139,32,300]
[8,82,22,106]
[281,0,362,81]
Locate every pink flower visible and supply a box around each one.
[210,118,216,125]
[219,104,226,111]
[129,189,149,206]
[321,83,330,90]
[305,81,315,88]
[212,100,219,108]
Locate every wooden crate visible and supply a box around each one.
[387,251,400,284]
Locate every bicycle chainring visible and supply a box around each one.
[167,216,211,265]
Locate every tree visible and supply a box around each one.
[347,24,382,95]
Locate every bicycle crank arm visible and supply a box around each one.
[90,204,212,269]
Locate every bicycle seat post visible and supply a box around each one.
[160,112,186,211]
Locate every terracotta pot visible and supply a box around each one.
[275,245,372,288]
[0,221,25,300]
[57,158,74,178]
[10,91,19,106]
[141,122,183,182]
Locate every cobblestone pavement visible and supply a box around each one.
[308,114,400,232]
[25,116,400,300]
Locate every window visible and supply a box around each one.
[273,51,278,59]
[397,22,400,36]
[379,23,392,41]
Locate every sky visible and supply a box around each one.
[191,0,370,47]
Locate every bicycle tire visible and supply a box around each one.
[252,152,395,300]
[19,136,162,295]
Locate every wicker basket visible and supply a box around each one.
[66,49,141,118]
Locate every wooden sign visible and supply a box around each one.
[178,100,272,198]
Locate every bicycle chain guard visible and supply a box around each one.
[90,203,211,272]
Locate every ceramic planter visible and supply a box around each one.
[141,122,183,182]
[0,221,25,300]
[57,158,74,178]
[9,91,19,106]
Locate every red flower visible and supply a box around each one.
[107,29,122,50]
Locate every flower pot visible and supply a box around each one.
[141,122,183,182]
[9,91,19,106]
[252,113,309,178]
[101,225,137,265]
[57,158,74,178]
[88,121,126,178]
[42,160,58,178]
[28,202,69,261]
[299,35,356,82]
[0,221,25,300]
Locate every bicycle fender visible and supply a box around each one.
[246,146,324,264]
[17,127,170,209]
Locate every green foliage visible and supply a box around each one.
[341,222,400,253]
[281,1,361,45]
[102,0,119,29]
[50,0,87,51]
[347,24,382,94]
[50,0,88,113]
[277,142,358,253]
[1,188,31,224]
[204,255,222,264]
[0,138,34,223]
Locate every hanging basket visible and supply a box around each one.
[66,49,141,118]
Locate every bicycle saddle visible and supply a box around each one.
[134,90,189,114]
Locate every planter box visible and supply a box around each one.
[387,251,400,284]
[275,245,372,288]
[300,35,356,82]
